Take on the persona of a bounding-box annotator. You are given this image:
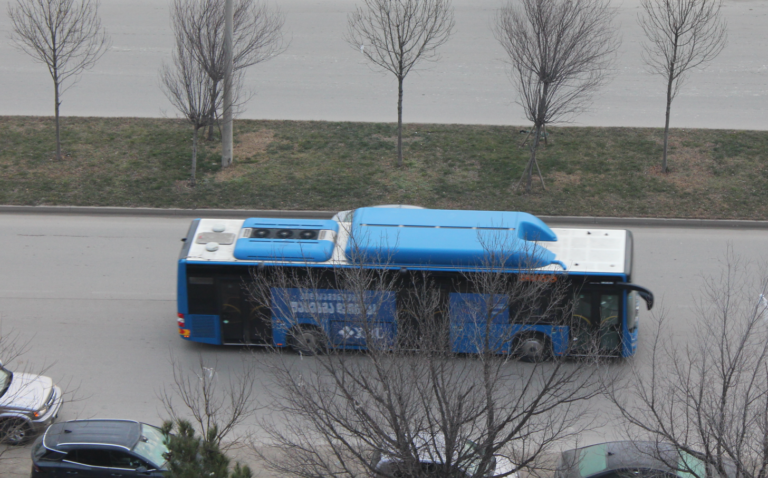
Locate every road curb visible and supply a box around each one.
[1,205,768,229]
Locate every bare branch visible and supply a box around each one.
[637,0,726,173]
[494,0,618,193]
[170,0,285,140]
[7,0,110,161]
[247,234,611,478]
[608,250,768,478]
[158,352,261,450]
[346,0,455,167]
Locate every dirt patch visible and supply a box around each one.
[372,133,423,145]
[234,129,275,160]
[646,139,715,191]
[174,179,194,192]
[550,171,582,187]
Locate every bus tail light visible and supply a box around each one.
[177,313,185,327]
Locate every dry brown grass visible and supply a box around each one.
[234,129,275,160]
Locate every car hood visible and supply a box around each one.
[0,372,53,411]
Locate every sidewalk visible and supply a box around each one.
[1,205,768,229]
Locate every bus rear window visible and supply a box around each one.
[188,277,217,314]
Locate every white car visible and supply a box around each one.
[0,362,63,445]
[371,433,517,478]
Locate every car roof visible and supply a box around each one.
[43,419,142,451]
[559,441,687,478]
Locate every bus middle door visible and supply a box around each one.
[219,279,246,344]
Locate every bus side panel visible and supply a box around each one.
[449,293,511,354]
[270,288,397,350]
[185,315,222,345]
[449,293,570,356]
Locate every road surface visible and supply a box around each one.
[1,0,767,129]
[1,213,767,475]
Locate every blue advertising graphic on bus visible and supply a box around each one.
[449,293,569,355]
[270,288,397,349]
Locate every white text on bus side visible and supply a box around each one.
[289,301,379,316]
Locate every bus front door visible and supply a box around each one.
[571,291,622,355]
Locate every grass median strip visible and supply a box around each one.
[1,116,766,219]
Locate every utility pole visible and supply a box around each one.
[222,0,234,168]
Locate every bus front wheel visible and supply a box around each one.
[515,334,551,363]
[289,326,327,356]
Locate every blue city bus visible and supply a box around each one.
[176,207,653,360]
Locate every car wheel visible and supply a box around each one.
[289,326,327,356]
[1,419,32,446]
[515,334,551,363]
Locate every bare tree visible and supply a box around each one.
[246,236,610,478]
[160,40,222,187]
[158,353,260,450]
[346,0,454,167]
[607,252,768,478]
[7,0,109,161]
[171,0,285,144]
[495,0,618,193]
[639,0,726,173]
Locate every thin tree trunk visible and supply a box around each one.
[191,126,199,187]
[54,75,62,161]
[662,73,673,174]
[662,38,679,175]
[207,84,216,141]
[397,75,404,167]
[526,124,542,194]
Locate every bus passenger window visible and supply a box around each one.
[573,293,592,326]
[599,294,620,351]
[600,295,619,326]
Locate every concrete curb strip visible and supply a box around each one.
[1,205,767,229]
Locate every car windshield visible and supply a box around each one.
[0,367,11,397]
[462,440,496,476]
[132,424,169,470]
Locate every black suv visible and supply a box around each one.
[31,419,168,477]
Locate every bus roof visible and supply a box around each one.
[182,210,629,276]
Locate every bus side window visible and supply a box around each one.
[626,291,638,331]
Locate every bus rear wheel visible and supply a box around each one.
[289,326,327,356]
[515,334,551,363]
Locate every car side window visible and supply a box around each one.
[110,450,145,469]
[65,449,111,467]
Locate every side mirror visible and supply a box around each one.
[136,466,151,474]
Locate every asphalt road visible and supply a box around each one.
[1,213,768,475]
[1,0,767,129]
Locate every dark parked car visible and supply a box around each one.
[556,441,734,478]
[31,419,169,477]
[0,362,63,445]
